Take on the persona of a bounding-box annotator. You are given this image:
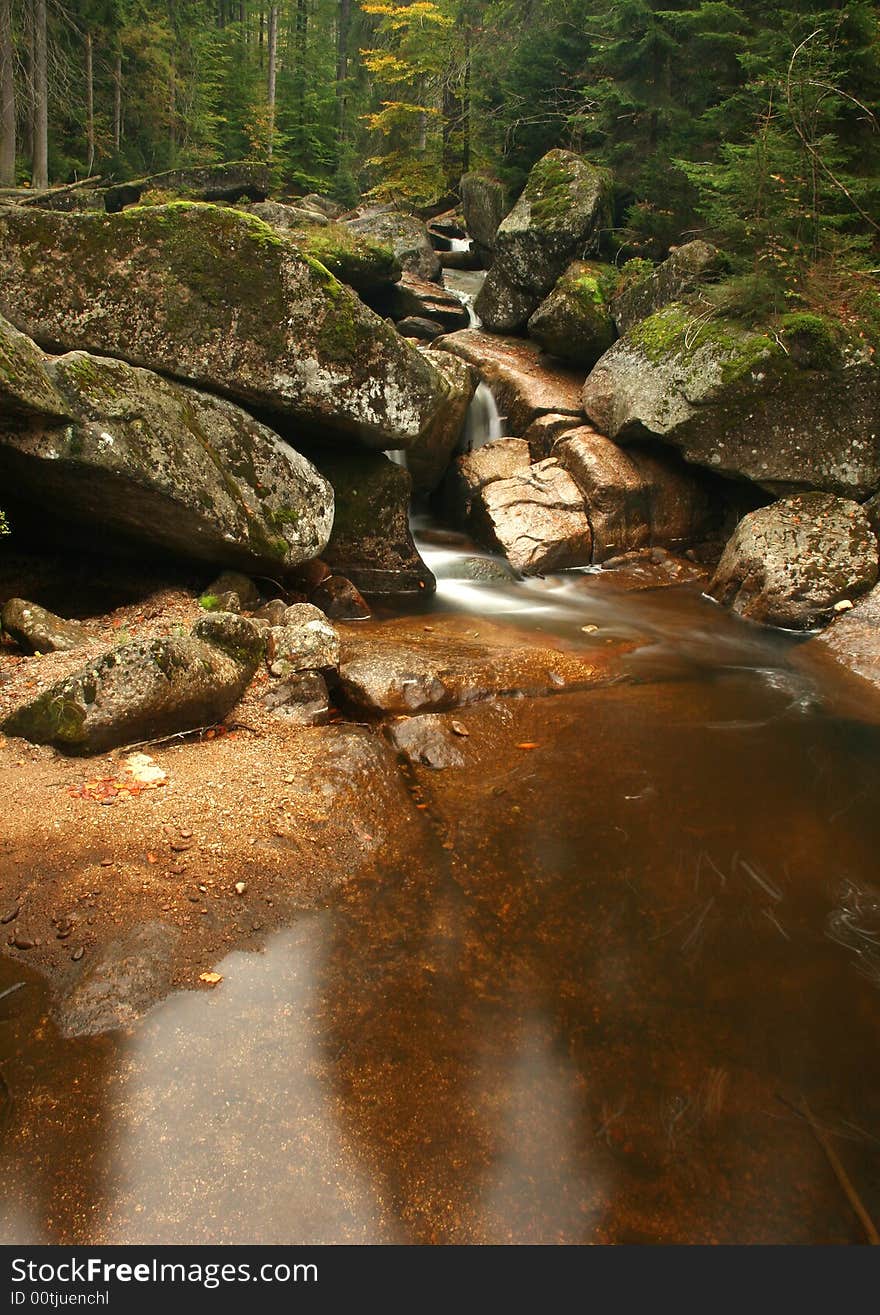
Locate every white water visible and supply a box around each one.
[448,236,472,253]
[461,382,504,452]
[442,268,485,328]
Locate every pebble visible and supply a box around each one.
[11,935,34,950]
[1,906,20,925]
[234,881,247,896]
[72,947,84,962]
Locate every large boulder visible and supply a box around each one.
[2,613,265,754]
[0,203,451,451]
[405,349,478,495]
[100,161,270,212]
[436,329,584,434]
[709,494,878,628]
[308,449,435,596]
[527,261,618,367]
[459,172,505,267]
[474,150,613,333]
[256,215,402,294]
[811,583,880,693]
[611,242,723,335]
[346,207,441,282]
[555,431,714,562]
[478,459,593,574]
[0,318,334,573]
[582,305,880,499]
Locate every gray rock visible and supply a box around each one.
[346,207,441,282]
[100,161,270,212]
[710,494,878,628]
[582,304,880,500]
[387,714,465,769]
[0,319,334,574]
[54,921,178,1037]
[611,242,723,335]
[397,316,445,341]
[261,670,330,726]
[460,172,505,266]
[1,598,86,654]
[0,204,450,451]
[266,605,340,673]
[474,150,613,333]
[527,261,618,367]
[3,612,264,753]
[203,572,261,611]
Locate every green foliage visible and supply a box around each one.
[0,510,9,537]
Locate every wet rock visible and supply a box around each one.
[474,150,613,332]
[460,172,505,267]
[346,207,441,282]
[312,575,371,621]
[555,431,713,563]
[204,572,261,611]
[3,613,264,753]
[0,317,334,573]
[521,413,583,460]
[387,714,466,769]
[0,204,450,451]
[438,556,518,582]
[478,459,593,574]
[406,350,478,496]
[261,670,330,726]
[308,449,435,596]
[253,599,289,627]
[710,494,878,628]
[811,583,880,692]
[527,261,618,368]
[54,920,178,1037]
[1,598,86,654]
[582,304,880,500]
[436,329,584,435]
[611,242,724,335]
[383,274,470,332]
[397,316,445,341]
[266,605,340,674]
[337,625,629,715]
[442,438,532,532]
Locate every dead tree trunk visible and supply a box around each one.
[33,0,49,189]
[0,0,15,186]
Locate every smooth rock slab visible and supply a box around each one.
[54,921,179,1037]
[387,714,466,769]
[3,613,264,754]
[709,494,878,629]
[436,329,584,435]
[480,459,593,574]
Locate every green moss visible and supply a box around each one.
[523,151,612,232]
[615,257,654,295]
[630,305,781,384]
[291,222,399,291]
[779,312,843,369]
[199,593,222,611]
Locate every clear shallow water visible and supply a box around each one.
[2,535,880,1244]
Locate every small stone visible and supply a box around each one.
[1,905,20,924]
[234,881,247,896]
[834,599,854,612]
[12,935,34,950]
[71,947,84,962]
[450,721,469,737]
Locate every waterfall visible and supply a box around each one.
[448,236,473,254]
[460,382,505,453]
[387,448,408,470]
[442,268,485,329]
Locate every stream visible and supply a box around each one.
[2,274,880,1246]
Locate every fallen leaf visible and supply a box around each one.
[516,742,539,750]
[450,721,469,737]
[199,972,223,986]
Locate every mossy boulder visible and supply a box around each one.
[0,314,70,421]
[307,448,435,596]
[527,261,618,367]
[474,150,613,333]
[346,207,441,283]
[582,304,880,499]
[1,598,87,654]
[611,241,723,335]
[0,316,333,573]
[245,206,402,294]
[99,161,270,214]
[2,613,264,754]
[709,494,878,629]
[0,203,450,451]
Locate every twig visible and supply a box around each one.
[780,1093,880,1244]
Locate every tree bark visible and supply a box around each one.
[85,31,95,176]
[335,0,350,142]
[113,52,122,151]
[33,0,49,189]
[267,5,278,159]
[0,0,15,186]
[296,0,308,153]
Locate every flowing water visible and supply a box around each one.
[3,300,880,1245]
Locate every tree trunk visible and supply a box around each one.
[335,0,350,141]
[267,5,278,159]
[461,27,471,176]
[0,0,15,186]
[113,52,122,151]
[85,31,95,176]
[296,0,307,154]
[33,0,48,189]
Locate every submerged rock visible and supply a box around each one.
[309,449,435,596]
[710,494,878,628]
[2,613,264,754]
[1,598,87,654]
[387,714,466,769]
[0,203,450,451]
[582,304,880,500]
[475,150,613,333]
[0,319,334,573]
[527,261,618,367]
[54,921,179,1037]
